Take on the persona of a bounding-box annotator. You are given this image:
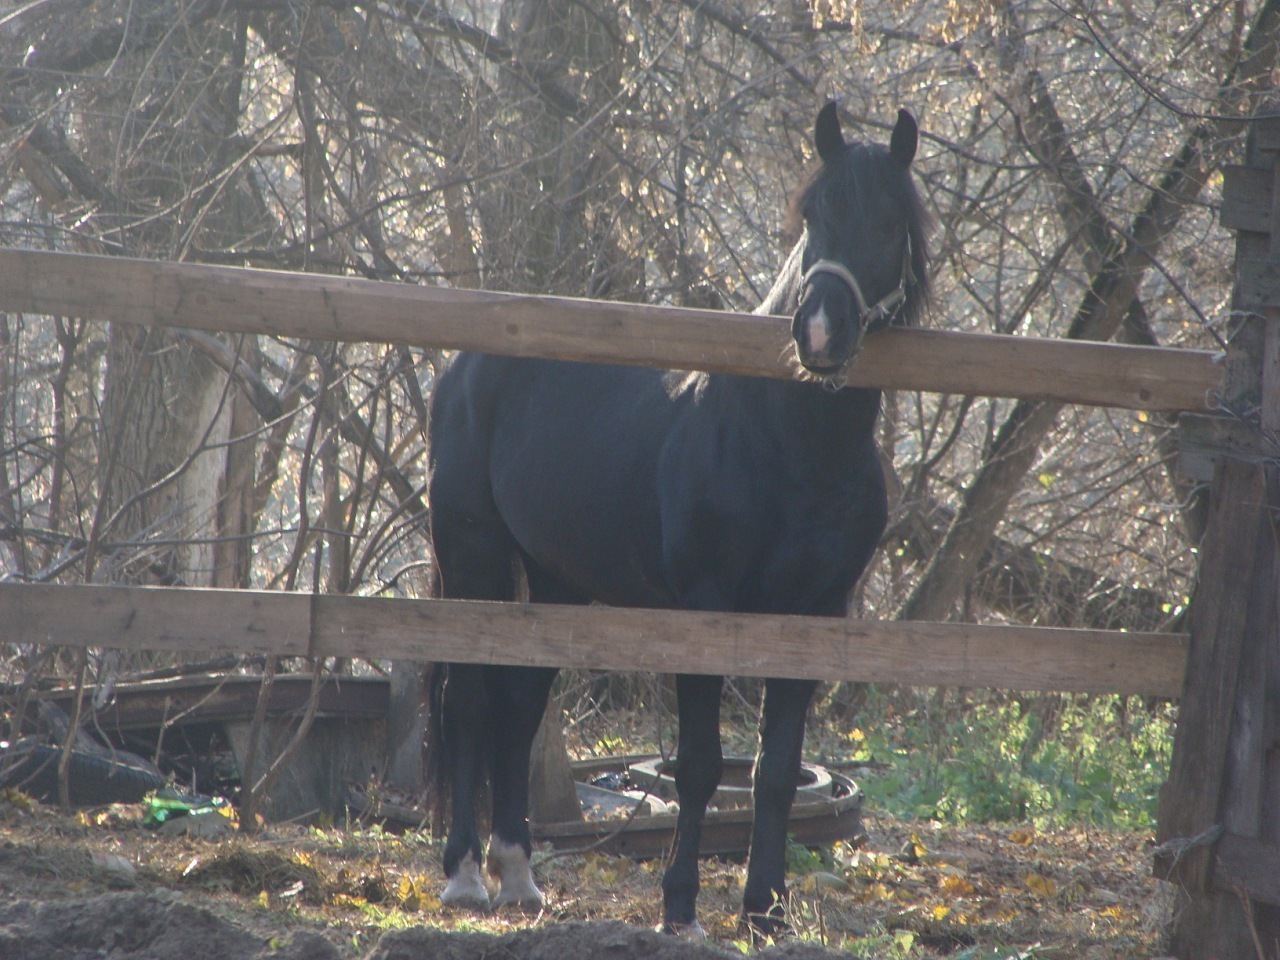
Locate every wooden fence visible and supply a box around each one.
[1151,112,1280,956]
[0,246,1212,695]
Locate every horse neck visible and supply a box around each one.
[784,381,883,444]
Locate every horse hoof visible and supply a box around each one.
[441,854,491,909]
[487,838,544,911]
[490,888,544,911]
[658,920,707,940]
[441,885,491,908]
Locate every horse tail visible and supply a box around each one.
[423,661,450,835]
[423,661,492,837]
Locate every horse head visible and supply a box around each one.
[790,103,929,387]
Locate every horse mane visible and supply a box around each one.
[768,139,933,327]
[755,238,806,317]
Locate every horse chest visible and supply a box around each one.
[656,429,884,614]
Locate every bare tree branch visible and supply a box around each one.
[898,0,1280,623]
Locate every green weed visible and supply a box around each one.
[821,690,1173,829]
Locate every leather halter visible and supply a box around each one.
[800,234,914,332]
[797,234,914,390]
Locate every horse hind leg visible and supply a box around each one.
[436,663,492,908]
[429,511,521,910]
[484,665,557,909]
[661,672,725,938]
[485,561,578,909]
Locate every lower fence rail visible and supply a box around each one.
[0,582,1186,697]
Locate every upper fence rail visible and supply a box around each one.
[0,248,1223,412]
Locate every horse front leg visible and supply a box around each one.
[742,677,818,936]
[660,673,724,937]
[487,664,558,909]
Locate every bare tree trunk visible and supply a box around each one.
[99,329,253,588]
[468,0,629,815]
[529,698,585,824]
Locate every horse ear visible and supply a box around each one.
[890,109,918,167]
[815,101,845,165]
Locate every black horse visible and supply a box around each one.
[425,103,930,936]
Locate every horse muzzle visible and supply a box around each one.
[791,256,909,387]
[792,261,869,381]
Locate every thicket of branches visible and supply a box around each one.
[1,1,1274,720]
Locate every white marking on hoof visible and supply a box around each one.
[658,920,707,940]
[487,838,544,909]
[441,852,490,908]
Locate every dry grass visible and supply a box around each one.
[0,789,1176,958]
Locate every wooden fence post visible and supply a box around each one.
[1156,110,1280,958]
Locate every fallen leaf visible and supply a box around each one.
[1026,872,1057,898]
[940,875,975,896]
[899,833,927,863]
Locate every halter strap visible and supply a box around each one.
[799,234,913,329]
[800,259,861,302]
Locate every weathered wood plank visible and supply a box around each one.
[1161,94,1280,958]
[1,581,312,656]
[1177,412,1279,481]
[1251,114,1280,154]
[1214,831,1280,907]
[1221,164,1273,233]
[0,248,1222,412]
[316,594,1187,695]
[1234,257,1280,312]
[35,674,390,727]
[0,583,1188,696]
[1156,459,1274,892]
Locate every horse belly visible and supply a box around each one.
[751,521,879,615]
[495,470,669,607]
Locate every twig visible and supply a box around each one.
[1152,823,1224,876]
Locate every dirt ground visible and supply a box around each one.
[0,793,1179,960]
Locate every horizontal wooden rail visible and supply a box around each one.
[0,583,1187,697]
[0,248,1221,411]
